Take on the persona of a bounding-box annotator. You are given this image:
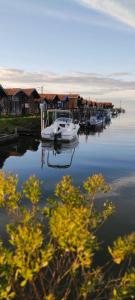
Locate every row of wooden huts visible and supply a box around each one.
[0,84,113,116]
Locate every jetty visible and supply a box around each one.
[0,132,19,145]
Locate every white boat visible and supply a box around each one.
[104,109,111,121]
[89,114,105,127]
[41,117,80,142]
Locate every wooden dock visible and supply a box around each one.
[0,133,19,145]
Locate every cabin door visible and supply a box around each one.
[12,101,22,115]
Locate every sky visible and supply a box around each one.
[0,0,135,102]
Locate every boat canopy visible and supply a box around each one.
[55,117,72,123]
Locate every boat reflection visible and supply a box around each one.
[41,138,79,169]
[79,120,111,140]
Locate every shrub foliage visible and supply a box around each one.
[0,171,135,300]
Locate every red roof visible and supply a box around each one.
[4,88,40,98]
[39,93,80,101]
[40,94,56,101]
[5,88,21,96]
[22,88,36,96]
[86,99,113,106]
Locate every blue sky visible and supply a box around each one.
[0,0,135,101]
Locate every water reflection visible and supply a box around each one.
[79,120,111,142]
[41,138,79,169]
[1,108,135,245]
[0,137,40,169]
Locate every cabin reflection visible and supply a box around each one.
[41,139,79,169]
[0,137,40,168]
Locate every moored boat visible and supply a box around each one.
[111,109,118,117]
[89,113,105,127]
[104,109,111,121]
[41,117,79,142]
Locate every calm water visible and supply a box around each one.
[0,103,135,246]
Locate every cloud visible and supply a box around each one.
[108,173,135,197]
[112,175,135,190]
[0,67,135,100]
[75,0,135,29]
[0,0,133,32]
[96,173,135,199]
[109,72,132,77]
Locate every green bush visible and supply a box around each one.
[0,171,134,300]
[0,116,40,133]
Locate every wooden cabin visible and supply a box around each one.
[4,88,27,115]
[0,85,7,115]
[40,94,62,109]
[40,93,80,110]
[0,86,40,115]
[0,83,114,116]
[22,89,40,114]
[39,94,68,110]
[86,99,113,109]
[95,102,113,109]
[68,94,80,109]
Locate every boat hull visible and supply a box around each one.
[89,115,105,127]
[41,133,78,142]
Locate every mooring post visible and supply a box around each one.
[15,127,18,135]
[43,111,45,129]
[40,103,45,132]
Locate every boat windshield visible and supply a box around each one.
[55,117,72,124]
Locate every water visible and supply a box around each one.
[0,104,135,246]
